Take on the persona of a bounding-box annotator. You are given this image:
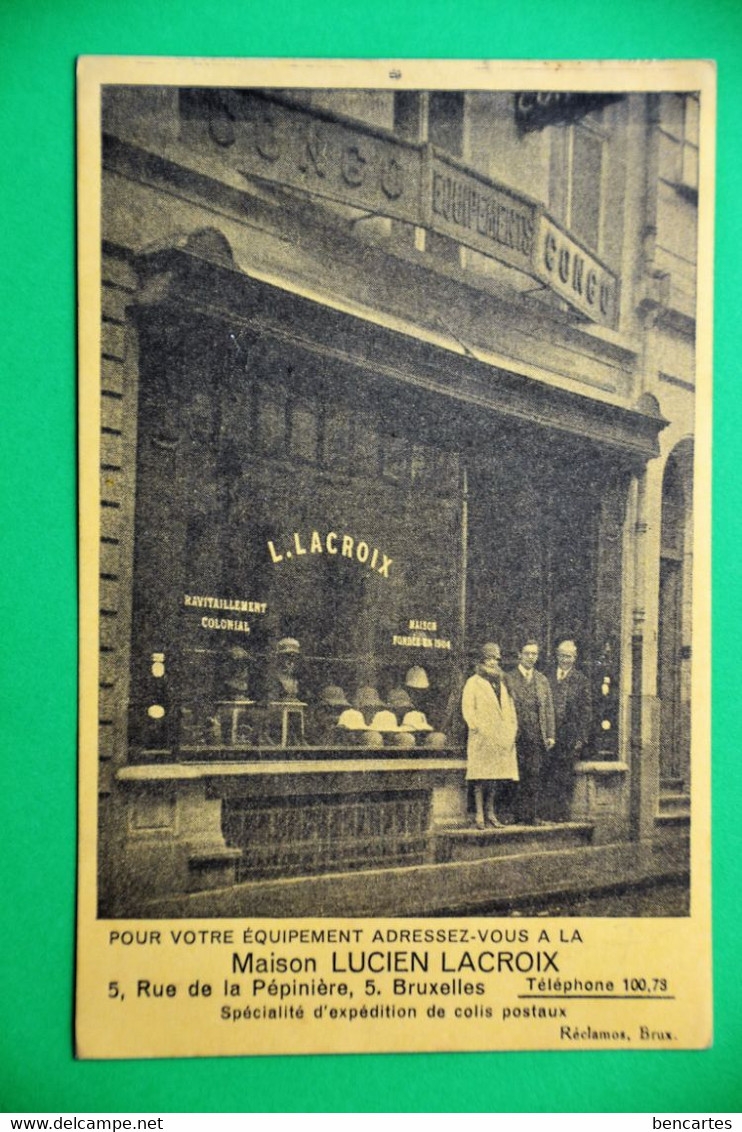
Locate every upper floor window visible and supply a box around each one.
[427,92,465,156]
[393,90,465,154]
[394,92,465,264]
[658,93,699,200]
[549,109,608,254]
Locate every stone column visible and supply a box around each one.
[592,465,632,760]
[628,457,664,838]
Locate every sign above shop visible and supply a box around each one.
[266,528,394,578]
[180,91,619,328]
[429,151,535,276]
[183,88,422,224]
[514,91,624,133]
[537,214,618,326]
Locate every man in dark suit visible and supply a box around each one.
[547,639,592,821]
[505,639,555,826]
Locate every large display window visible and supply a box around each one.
[127,299,621,762]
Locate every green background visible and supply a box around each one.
[1,0,740,1113]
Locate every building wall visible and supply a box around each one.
[96,85,696,910]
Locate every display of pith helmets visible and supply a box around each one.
[405,666,429,690]
[336,708,369,731]
[319,685,351,707]
[402,709,434,732]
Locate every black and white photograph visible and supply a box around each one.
[76,57,713,1057]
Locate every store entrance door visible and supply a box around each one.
[464,430,600,672]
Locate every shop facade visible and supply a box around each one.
[96,85,696,916]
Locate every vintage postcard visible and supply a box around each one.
[76,57,714,1057]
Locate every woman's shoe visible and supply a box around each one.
[487,815,503,828]
[473,816,486,830]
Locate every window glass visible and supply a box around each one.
[256,385,286,456]
[660,93,684,138]
[289,400,319,463]
[381,432,408,483]
[685,95,700,146]
[323,405,352,469]
[681,144,699,191]
[659,93,699,192]
[394,91,424,140]
[571,128,603,251]
[220,381,252,448]
[658,130,680,183]
[353,409,380,477]
[428,92,464,156]
[549,128,570,223]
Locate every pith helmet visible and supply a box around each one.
[276,637,301,654]
[336,708,369,731]
[319,685,351,707]
[357,729,384,749]
[388,686,414,710]
[387,731,416,749]
[354,686,385,709]
[405,666,429,690]
[423,731,447,749]
[402,709,433,732]
[369,710,400,733]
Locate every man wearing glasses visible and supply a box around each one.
[547,639,592,822]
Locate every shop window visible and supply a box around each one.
[549,111,607,254]
[411,444,428,484]
[130,315,469,762]
[658,93,699,199]
[353,408,380,477]
[323,404,352,470]
[435,450,460,494]
[255,384,287,456]
[220,380,253,449]
[412,444,460,496]
[288,398,319,463]
[381,431,408,483]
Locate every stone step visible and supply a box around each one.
[141,835,689,918]
[434,820,594,864]
[659,792,691,815]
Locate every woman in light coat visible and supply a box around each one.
[461,642,519,828]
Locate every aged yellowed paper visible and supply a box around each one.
[77,57,714,1057]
